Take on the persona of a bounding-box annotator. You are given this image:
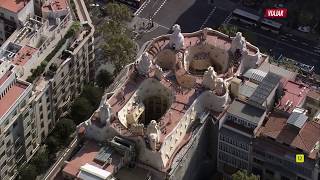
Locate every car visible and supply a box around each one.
[298,26,310,33]
[89,3,100,7]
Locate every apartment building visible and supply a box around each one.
[0,62,34,179]
[253,110,320,180]
[217,99,267,177]
[0,0,94,179]
[0,0,35,44]
[219,67,320,180]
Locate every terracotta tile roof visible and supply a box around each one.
[42,0,68,12]
[12,45,37,66]
[0,0,30,13]
[259,113,320,158]
[276,80,309,113]
[62,141,122,178]
[0,70,12,87]
[0,80,29,118]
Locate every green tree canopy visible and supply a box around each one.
[103,34,136,72]
[70,97,94,124]
[105,3,133,22]
[31,147,49,174]
[18,164,38,180]
[218,25,238,37]
[96,69,114,89]
[46,136,60,154]
[81,85,103,108]
[54,118,76,143]
[232,170,260,180]
[99,3,136,73]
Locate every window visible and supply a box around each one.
[10,16,14,21]
[253,158,263,165]
[5,130,10,137]
[24,111,29,118]
[40,122,44,128]
[1,160,6,169]
[0,151,5,159]
[48,112,51,119]
[266,169,274,176]
[41,131,45,140]
[6,140,11,148]
[26,132,30,138]
[12,121,17,129]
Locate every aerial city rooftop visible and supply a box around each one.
[0,0,319,180]
[61,23,320,180]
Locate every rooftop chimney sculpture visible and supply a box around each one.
[169,24,184,51]
[230,32,247,54]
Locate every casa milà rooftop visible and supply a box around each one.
[76,24,268,174]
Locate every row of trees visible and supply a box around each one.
[70,85,103,124]
[100,3,136,74]
[18,118,76,180]
[18,85,102,179]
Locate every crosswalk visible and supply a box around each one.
[134,0,151,16]
[223,12,233,25]
[152,0,168,18]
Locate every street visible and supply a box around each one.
[133,0,320,73]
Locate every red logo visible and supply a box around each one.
[264,8,287,18]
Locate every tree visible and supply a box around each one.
[232,170,260,180]
[218,25,238,37]
[31,147,49,174]
[66,21,81,38]
[104,3,133,23]
[96,69,114,89]
[70,97,94,124]
[99,3,136,74]
[18,164,38,180]
[102,34,136,73]
[45,136,60,154]
[54,118,76,144]
[100,19,124,38]
[81,85,103,108]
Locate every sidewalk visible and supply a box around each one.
[128,16,159,35]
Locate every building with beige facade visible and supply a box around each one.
[59,23,320,180]
[0,0,94,179]
[0,0,35,45]
[61,26,267,180]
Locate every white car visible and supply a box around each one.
[298,26,311,33]
[89,3,100,7]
